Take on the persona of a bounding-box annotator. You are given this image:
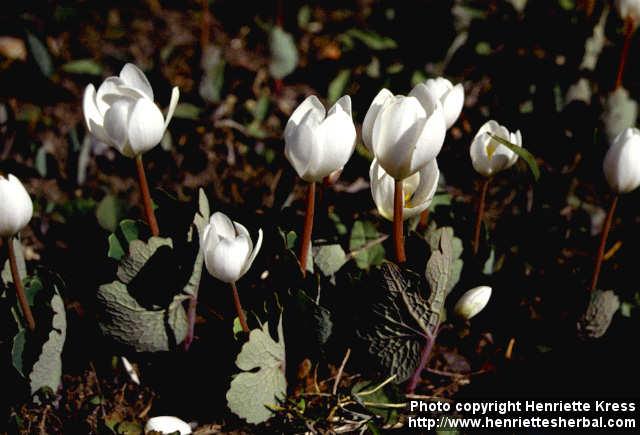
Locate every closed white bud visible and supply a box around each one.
[454,286,492,320]
[616,0,640,21]
[83,63,180,158]
[470,120,522,177]
[0,174,33,237]
[284,95,356,182]
[201,212,263,283]
[603,127,640,194]
[144,416,192,434]
[369,158,439,221]
[421,77,464,129]
[362,84,446,180]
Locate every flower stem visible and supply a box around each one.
[231,282,249,333]
[7,237,35,332]
[299,181,316,277]
[406,334,435,394]
[418,209,430,230]
[473,178,491,255]
[135,154,159,237]
[616,17,635,90]
[183,294,198,351]
[589,195,619,292]
[393,179,406,264]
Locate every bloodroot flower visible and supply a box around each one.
[0,174,33,237]
[83,63,179,158]
[284,95,357,182]
[362,84,446,181]
[201,212,263,284]
[370,158,439,221]
[421,77,464,129]
[603,127,640,194]
[454,286,492,320]
[470,120,522,177]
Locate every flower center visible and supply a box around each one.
[486,138,499,160]
[402,172,420,208]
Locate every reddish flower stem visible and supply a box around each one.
[473,178,491,255]
[7,237,35,331]
[406,334,435,394]
[299,181,316,276]
[135,155,159,237]
[183,294,198,351]
[418,209,430,230]
[589,195,618,292]
[615,17,635,90]
[231,282,249,333]
[393,179,406,264]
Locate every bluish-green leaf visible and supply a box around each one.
[61,59,103,75]
[345,29,397,50]
[328,69,350,105]
[26,32,53,77]
[269,26,298,79]
[172,103,201,120]
[489,134,540,181]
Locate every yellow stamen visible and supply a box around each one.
[486,138,499,160]
[404,191,413,208]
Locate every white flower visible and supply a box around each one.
[616,0,640,21]
[83,63,180,158]
[603,127,640,194]
[454,286,492,320]
[284,95,357,182]
[201,212,263,283]
[469,120,522,177]
[144,416,192,434]
[0,174,33,237]
[369,158,439,221]
[362,84,446,180]
[422,77,464,129]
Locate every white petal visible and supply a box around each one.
[369,159,395,221]
[284,109,321,180]
[83,84,101,128]
[604,127,640,193]
[372,96,427,180]
[454,286,492,320]
[470,133,493,177]
[362,88,394,151]
[0,174,33,237]
[328,95,352,117]
[144,416,192,435]
[103,99,133,154]
[207,236,252,283]
[474,120,501,139]
[404,159,439,220]
[304,106,357,181]
[83,85,110,144]
[200,222,218,250]
[241,228,263,276]
[409,82,439,112]
[408,99,446,176]
[119,63,154,100]
[284,95,325,144]
[211,212,236,240]
[423,77,452,100]
[127,98,165,155]
[442,83,464,129]
[95,77,124,113]
[164,87,180,129]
